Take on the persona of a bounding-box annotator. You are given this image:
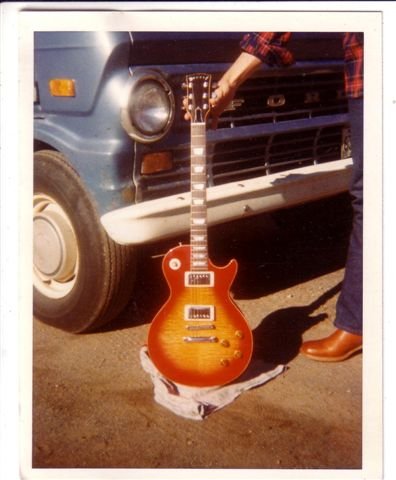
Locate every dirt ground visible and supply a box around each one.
[31,195,363,472]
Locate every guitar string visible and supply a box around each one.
[189,76,210,333]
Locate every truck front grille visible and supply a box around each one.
[136,68,350,202]
[137,123,349,200]
[215,71,347,129]
[211,125,346,184]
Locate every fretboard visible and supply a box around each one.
[190,122,208,271]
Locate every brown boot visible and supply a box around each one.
[300,328,362,362]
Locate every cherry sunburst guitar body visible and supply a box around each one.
[147,73,253,387]
[147,245,253,387]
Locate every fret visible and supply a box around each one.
[191,218,206,225]
[191,235,206,242]
[190,233,207,238]
[192,147,205,155]
[191,261,207,268]
[192,254,207,261]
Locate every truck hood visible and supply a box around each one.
[129,32,344,65]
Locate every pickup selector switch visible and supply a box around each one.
[169,258,181,270]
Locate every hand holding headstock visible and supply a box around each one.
[183,74,213,123]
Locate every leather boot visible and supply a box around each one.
[300,328,362,362]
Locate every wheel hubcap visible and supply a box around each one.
[33,194,79,298]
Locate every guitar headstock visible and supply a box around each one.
[184,74,212,123]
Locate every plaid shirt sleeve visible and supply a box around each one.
[240,32,294,67]
[241,32,363,99]
[343,33,364,98]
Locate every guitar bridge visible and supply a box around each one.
[186,324,215,331]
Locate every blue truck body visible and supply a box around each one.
[33,31,352,332]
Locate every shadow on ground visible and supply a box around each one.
[252,282,342,365]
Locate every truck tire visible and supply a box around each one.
[33,150,136,332]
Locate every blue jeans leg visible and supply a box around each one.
[334,98,363,336]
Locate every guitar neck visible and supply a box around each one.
[190,121,208,271]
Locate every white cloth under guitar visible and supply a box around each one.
[140,346,286,421]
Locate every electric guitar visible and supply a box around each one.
[147,73,253,387]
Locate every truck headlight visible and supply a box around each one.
[121,70,175,143]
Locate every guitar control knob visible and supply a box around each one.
[220,339,230,348]
[235,330,244,339]
[233,350,243,359]
[220,358,230,367]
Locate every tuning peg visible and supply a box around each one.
[212,82,218,90]
[182,82,188,90]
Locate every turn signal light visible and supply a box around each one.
[49,78,76,97]
[141,151,173,174]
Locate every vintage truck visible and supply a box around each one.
[33,32,352,332]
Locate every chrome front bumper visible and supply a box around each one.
[101,158,352,245]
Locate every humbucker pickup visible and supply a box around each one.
[184,305,215,321]
[185,271,214,287]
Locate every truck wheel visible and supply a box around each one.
[33,150,136,332]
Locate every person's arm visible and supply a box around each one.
[208,52,262,129]
[183,52,261,127]
[184,33,293,128]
